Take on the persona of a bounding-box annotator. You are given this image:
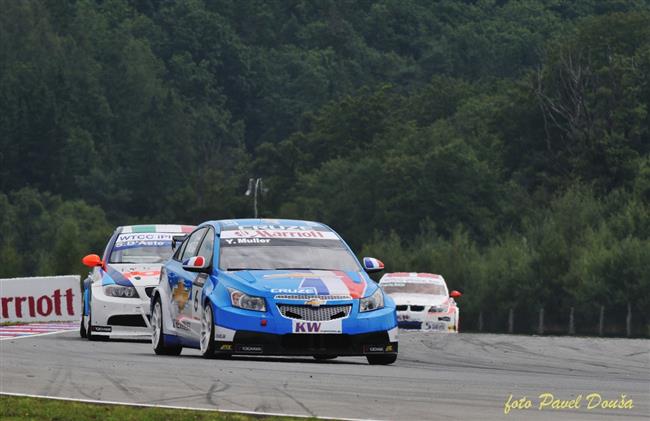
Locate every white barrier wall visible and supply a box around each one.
[0,275,81,323]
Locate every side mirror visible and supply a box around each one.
[82,254,103,268]
[182,256,209,273]
[172,234,187,250]
[362,257,385,273]
[450,290,462,298]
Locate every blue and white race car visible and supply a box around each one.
[150,219,398,364]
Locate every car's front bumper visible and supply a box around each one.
[214,300,398,334]
[90,287,153,336]
[211,302,398,356]
[397,311,457,332]
[214,329,398,356]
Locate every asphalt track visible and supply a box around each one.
[1,330,648,421]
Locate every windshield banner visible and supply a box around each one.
[220,229,339,240]
[113,233,175,251]
[381,277,443,285]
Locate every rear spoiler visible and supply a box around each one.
[172,234,188,250]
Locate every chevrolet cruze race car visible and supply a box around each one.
[379,272,462,332]
[80,224,194,340]
[150,219,398,364]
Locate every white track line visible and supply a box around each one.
[0,329,75,341]
[0,392,386,421]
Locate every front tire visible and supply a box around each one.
[79,303,87,338]
[366,354,397,365]
[200,303,216,358]
[152,297,182,356]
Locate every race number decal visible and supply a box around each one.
[292,319,342,334]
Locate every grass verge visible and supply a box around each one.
[0,395,321,421]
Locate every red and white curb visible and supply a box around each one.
[0,322,78,340]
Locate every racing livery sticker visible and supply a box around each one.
[113,232,176,251]
[292,319,342,334]
[101,265,136,287]
[214,325,236,341]
[381,277,445,286]
[221,229,339,240]
[264,271,366,299]
[270,287,319,294]
[120,225,194,234]
[172,282,190,311]
[222,224,327,231]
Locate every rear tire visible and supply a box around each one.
[152,297,182,356]
[366,354,397,365]
[313,355,337,361]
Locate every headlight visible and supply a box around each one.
[104,285,138,298]
[228,288,266,312]
[429,304,449,313]
[359,288,384,312]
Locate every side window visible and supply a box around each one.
[102,231,118,262]
[180,228,207,261]
[173,238,188,261]
[196,229,215,264]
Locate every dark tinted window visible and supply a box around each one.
[172,237,187,261]
[380,280,447,296]
[181,228,207,261]
[196,229,215,264]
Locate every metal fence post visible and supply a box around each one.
[598,305,604,336]
[478,311,483,332]
[508,308,514,334]
[569,306,575,335]
[538,307,544,335]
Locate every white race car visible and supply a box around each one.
[80,224,194,340]
[379,272,462,332]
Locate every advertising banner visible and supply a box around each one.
[0,276,81,323]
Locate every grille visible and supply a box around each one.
[410,305,425,312]
[282,334,351,350]
[145,287,156,298]
[278,304,351,321]
[107,315,147,327]
[273,294,351,301]
[396,305,408,311]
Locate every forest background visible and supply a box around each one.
[1,0,648,334]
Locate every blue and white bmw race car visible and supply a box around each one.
[150,219,398,364]
[80,224,194,340]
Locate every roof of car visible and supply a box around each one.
[203,218,330,231]
[117,224,195,234]
[381,273,446,283]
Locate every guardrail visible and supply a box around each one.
[464,305,648,338]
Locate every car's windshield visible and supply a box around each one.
[218,227,360,271]
[381,280,447,296]
[109,232,176,264]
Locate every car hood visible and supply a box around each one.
[220,269,373,299]
[102,263,162,287]
[387,293,449,306]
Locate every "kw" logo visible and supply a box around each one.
[295,322,321,333]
